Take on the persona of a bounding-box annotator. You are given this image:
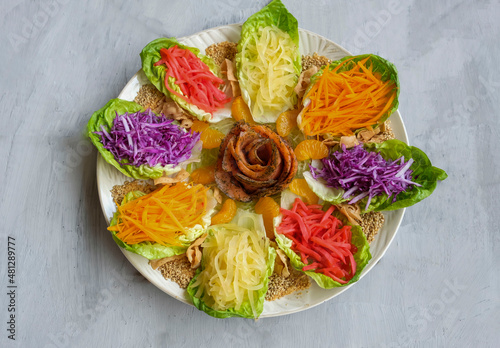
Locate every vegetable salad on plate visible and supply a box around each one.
[87,0,447,319]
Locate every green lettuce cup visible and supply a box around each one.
[304,139,448,213]
[87,98,201,180]
[187,210,276,318]
[274,190,371,289]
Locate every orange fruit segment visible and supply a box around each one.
[254,197,280,239]
[211,199,237,225]
[276,109,299,137]
[231,96,254,124]
[200,128,224,149]
[294,139,329,161]
[191,165,215,185]
[289,179,319,205]
[191,119,209,133]
[191,120,225,149]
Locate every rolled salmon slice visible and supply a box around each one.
[215,121,297,202]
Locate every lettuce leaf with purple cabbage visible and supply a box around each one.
[87,98,201,179]
[305,139,447,213]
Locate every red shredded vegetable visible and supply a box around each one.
[276,198,357,284]
[154,45,230,114]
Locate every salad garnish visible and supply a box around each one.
[154,45,230,114]
[96,108,200,168]
[214,122,298,202]
[187,211,275,319]
[299,55,399,136]
[108,183,208,246]
[310,144,420,210]
[276,197,370,285]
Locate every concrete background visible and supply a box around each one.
[0,0,498,347]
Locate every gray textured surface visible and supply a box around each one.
[1,0,498,347]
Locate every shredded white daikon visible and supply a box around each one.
[238,25,299,123]
[191,222,269,317]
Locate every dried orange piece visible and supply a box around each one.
[191,119,209,133]
[231,96,254,124]
[191,120,224,149]
[289,179,319,205]
[294,139,329,161]
[255,197,280,239]
[191,165,215,185]
[276,109,299,137]
[200,128,225,149]
[211,199,237,225]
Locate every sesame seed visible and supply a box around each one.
[361,211,385,243]
[205,41,238,66]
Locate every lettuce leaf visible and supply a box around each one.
[236,0,301,123]
[187,210,276,319]
[305,140,447,213]
[275,191,371,288]
[140,38,230,123]
[303,170,346,204]
[109,190,216,260]
[360,139,448,212]
[87,98,187,179]
[299,54,400,132]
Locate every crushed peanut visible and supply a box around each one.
[302,53,332,71]
[133,84,166,112]
[134,84,195,129]
[205,41,238,66]
[266,266,311,302]
[110,180,156,206]
[360,211,385,243]
[157,256,196,289]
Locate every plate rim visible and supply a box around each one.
[95,23,408,318]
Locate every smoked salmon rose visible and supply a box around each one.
[215,122,298,202]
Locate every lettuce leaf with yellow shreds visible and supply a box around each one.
[187,210,275,319]
[236,0,301,123]
[109,190,216,260]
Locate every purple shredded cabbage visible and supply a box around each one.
[310,144,420,209]
[95,109,200,167]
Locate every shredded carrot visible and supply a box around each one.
[301,56,397,136]
[108,183,208,246]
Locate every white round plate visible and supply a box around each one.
[96,24,408,317]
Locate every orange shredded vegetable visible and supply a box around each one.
[300,57,397,137]
[108,183,208,246]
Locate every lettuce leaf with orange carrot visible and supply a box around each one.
[109,185,216,260]
[298,54,399,136]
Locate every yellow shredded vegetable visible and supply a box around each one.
[191,224,269,316]
[238,25,298,122]
[108,183,208,246]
